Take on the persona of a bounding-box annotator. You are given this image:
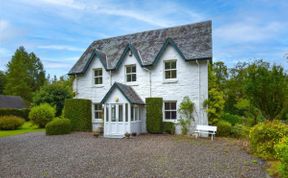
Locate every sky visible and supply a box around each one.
[0,0,287,77]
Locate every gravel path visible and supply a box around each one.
[0,132,267,178]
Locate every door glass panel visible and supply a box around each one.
[106,105,109,122]
[118,105,123,122]
[111,105,116,122]
[125,104,128,122]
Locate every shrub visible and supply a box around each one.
[63,99,92,131]
[221,113,242,126]
[249,120,288,160]
[231,124,250,138]
[0,116,25,130]
[163,122,175,134]
[146,98,163,133]
[179,119,191,135]
[216,120,232,137]
[0,108,30,121]
[46,118,71,135]
[275,137,288,178]
[29,103,55,128]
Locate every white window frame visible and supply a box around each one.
[163,101,177,122]
[93,103,103,122]
[125,64,137,82]
[93,68,103,86]
[164,60,177,81]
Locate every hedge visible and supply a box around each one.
[0,108,30,121]
[29,103,55,128]
[146,97,163,133]
[0,116,25,130]
[46,118,71,135]
[63,99,92,131]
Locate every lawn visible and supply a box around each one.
[0,122,44,138]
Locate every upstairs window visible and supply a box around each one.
[126,65,136,82]
[164,101,177,120]
[164,61,177,79]
[93,68,103,85]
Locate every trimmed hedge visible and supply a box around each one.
[163,122,175,134]
[46,118,71,135]
[29,103,55,128]
[0,116,25,130]
[63,99,92,131]
[146,98,163,133]
[0,108,30,121]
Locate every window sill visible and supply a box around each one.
[163,79,178,84]
[92,119,103,123]
[125,82,139,86]
[163,119,178,123]
[92,85,104,88]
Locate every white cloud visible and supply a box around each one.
[0,20,23,42]
[37,45,84,52]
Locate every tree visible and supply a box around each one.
[32,77,74,116]
[4,47,46,102]
[178,96,195,135]
[0,71,5,94]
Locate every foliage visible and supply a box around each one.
[275,137,288,178]
[162,122,175,134]
[221,113,242,126]
[230,124,250,138]
[0,108,30,121]
[0,116,25,130]
[4,47,46,102]
[29,103,55,128]
[0,70,5,94]
[46,118,71,135]
[204,88,225,124]
[178,96,195,135]
[249,120,288,160]
[179,119,191,135]
[33,78,73,116]
[63,99,92,131]
[146,98,163,133]
[0,122,44,137]
[216,120,232,137]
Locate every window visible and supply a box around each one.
[126,65,136,82]
[164,101,177,120]
[131,105,134,121]
[111,105,116,122]
[94,104,103,120]
[125,104,128,122]
[106,105,109,122]
[93,68,103,85]
[118,104,123,122]
[164,61,177,79]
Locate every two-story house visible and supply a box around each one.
[68,20,212,138]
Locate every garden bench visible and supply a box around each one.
[194,125,217,141]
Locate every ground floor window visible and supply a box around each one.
[164,101,177,120]
[94,103,103,120]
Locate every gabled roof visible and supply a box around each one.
[0,95,27,109]
[69,20,212,75]
[101,82,145,105]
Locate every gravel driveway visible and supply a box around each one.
[0,132,267,178]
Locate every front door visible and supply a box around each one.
[104,103,129,137]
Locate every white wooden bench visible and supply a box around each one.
[194,125,217,140]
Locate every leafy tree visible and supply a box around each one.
[212,61,228,90]
[204,88,225,124]
[178,96,195,135]
[0,70,5,94]
[4,47,46,102]
[32,77,74,116]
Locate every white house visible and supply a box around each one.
[68,20,212,138]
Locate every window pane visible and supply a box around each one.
[171,111,177,119]
[132,74,136,81]
[170,102,176,110]
[165,71,170,79]
[132,65,136,72]
[131,106,134,121]
[126,66,131,73]
[165,62,170,69]
[165,111,170,119]
[125,104,128,122]
[171,70,176,79]
[171,61,176,69]
[126,75,130,82]
[99,69,102,75]
[99,78,103,84]
[111,105,116,122]
[106,105,109,122]
[118,105,123,122]
[95,112,98,119]
[165,103,170,110]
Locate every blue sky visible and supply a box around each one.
[0,0,287,77]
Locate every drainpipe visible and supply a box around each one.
[143,68,151,97]
[109,70,112,86]
[196,60,201,124]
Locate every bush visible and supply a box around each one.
[0,108,30,121]
[163,122,175,134]
[63,99,92,131]
[46,118,71,135]
[249,120,288,160]
[216,120,232,137]
[275,137,288,178]
[231,124,250,138]
[221,113,242,126]
[0,116,25,130]
[146,98,163,133]
[29,103,55,128]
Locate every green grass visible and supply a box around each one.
[0,122,44,138]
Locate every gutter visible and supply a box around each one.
[196,60,201,124]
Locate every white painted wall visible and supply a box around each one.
[73,44,209,134]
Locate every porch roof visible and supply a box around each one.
[100,82,145,105]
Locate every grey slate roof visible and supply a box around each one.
[69,20,212,75]
[0,95,27,109]
[101,82,144,105]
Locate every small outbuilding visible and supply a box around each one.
[0,95,27,109]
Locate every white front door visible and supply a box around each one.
[104,103,129,137]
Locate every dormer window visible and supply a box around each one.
[125,65,136,82]
[164,60,177,79]
[93,68,103,85]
